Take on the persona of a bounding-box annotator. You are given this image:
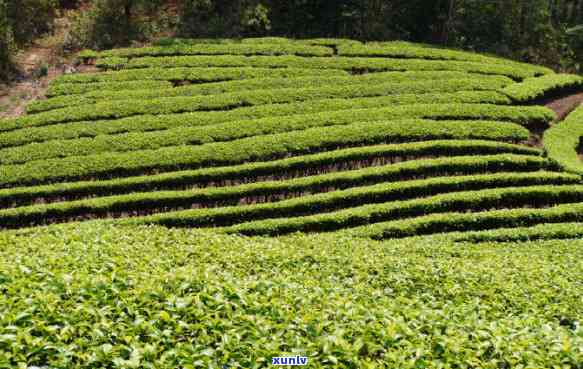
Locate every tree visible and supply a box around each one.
[0,0,13,80]
[5,0,57,46]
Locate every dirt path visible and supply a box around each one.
[0,50,54,118]
[0,16,76,119]
[543,92,583,123]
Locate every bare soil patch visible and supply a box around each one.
[0,16,83,119]
[0,46,60,119]
[543,92,583,123]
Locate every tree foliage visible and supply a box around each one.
[0,0,58,80]
[1,0,583,82]
[0,0,13,80]
[174,0,583,71]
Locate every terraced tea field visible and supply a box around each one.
[2,38,583,236]
[0,38,582,367]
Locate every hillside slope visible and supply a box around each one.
[0,38,582,240]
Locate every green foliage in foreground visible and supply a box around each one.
[0,223,581,367]
[544,104,583,175]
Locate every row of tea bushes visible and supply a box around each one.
[29,74,512,113]
[0,119,531,187]
[98,55,545,79]
[2,172,575,228]
[0,144,543,208]
[129,184,583,233]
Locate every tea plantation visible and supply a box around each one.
[0,38,582,368]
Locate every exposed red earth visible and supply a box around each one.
[544,92,583,122]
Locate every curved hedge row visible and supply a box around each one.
[544,104,583,175]
[0,143,542,209]
[29,74,512,113]
[4,103,549,162]
[3,38,571,236]
[2,172,574,228]
[0,104,545,163]
[0,100,553,136]
[9,100,546,160]
[0,119,530,187]
[501,74,583,102]
[445,222,583,242]
[337,42,552,74]
[0,113,533,165]
[85,70,486,96]
[130,184,583,233]
[6,97,523,148]
[154,37,362,47]
[97,43,334,58]
[99,55,544,79]
[51,67,348,85]
[348,202,583,239]
[46,80,174,97]
[26,76,511,114]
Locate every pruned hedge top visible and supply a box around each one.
[338,41,552,73]
[502,74,583,102]
[94,55,546,79]
[28,73,513,113]
[26,76,513,114]
[99,43,335,58]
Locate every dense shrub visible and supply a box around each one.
[0,224,581,367]
[178,0,271,38]
[65,1,134,50]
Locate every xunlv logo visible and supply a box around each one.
[272,356,308,366]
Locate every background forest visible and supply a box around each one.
[1,0,582,81]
